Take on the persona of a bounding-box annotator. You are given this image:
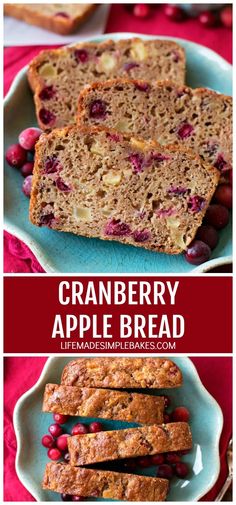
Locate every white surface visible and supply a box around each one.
[4,4,110,46]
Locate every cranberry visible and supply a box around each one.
[41,434,55,448]
[22,175,33,197]
[199,10,216,27]
[165,452,181,464]
[164,413,171,423]
[48,423,63,438]
[47,448,62,460]
[61,493,72,501]
[128,153,144,173]
[106,132,121,142]
[163,395,171,409]
[57,434,70,451]
[177,123,194,139]
[137,456,152,468]
[124,62,139,73]
[104,219,131,237]
[214,184,232,209]
[133,4,150,18]
[75,49,89,63]
[53,413,69,424]
[220,6,232,28]
[5,143,27,168]
[39,212,55,227]
[19,127,42,150]
[56,177,71,192]
[71,423,89,436]
[187,195,205,213]
[89,421,103,433]
[172,50,180,63]
[21,161,34,177]
[204,204,229,229]
[39,86,56,100]
[133,230,151,242]
[89,99,107,119]
[39,108,56,126]
[214,154,231,173]
[168,186,188,195]
[135,82,150,92]
[64,452,70,463]
[72,497,84,502]
[196,225,219,250]
[171,406,190,422]
[185,240,211,265]
[55,12,70,18]
[174,461,189,478]
[150,454,165,465]
[156,464,174,479]
[164,5,184,21]
[44,155,62,174]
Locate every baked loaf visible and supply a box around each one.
[4,4,98,35]
[61,357,183,388]
[42,462,169,501]
[68,422,192,466]
[43,384,165,424]
[78,79,232,174]
[30,127,219,254]
[28,39,186,129]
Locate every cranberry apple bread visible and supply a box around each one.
[61,357,183,388]
[78,79,232,173]
[28,39,186,129]
[30,127,219,254]
[43,462,169,501]
[4,4,98,35]
[68,422,192,466]
[43,384,165,424]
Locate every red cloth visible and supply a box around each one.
[4,4,232,272]
[4,357,232,501]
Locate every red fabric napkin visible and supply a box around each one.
[4,4,232,273]
[4,357,232,501]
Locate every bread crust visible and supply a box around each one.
[42,384,165,424]
[68,422,192,466]
[42,462,169,501]
[4,4,98,35]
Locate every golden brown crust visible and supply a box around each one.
[42,462,169,501]
[4,4,98,35]
[68,422,192,466]
[42,384,165,425]
[61,357,183,389]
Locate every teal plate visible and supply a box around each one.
[4,33,232,273]
[13,357,223,501]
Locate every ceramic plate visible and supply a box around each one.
[4,33,232,273]
[13,356,223,502]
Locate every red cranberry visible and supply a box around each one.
[137,456,152,468]
[39,86,56,101]
[204,204,229,229]
[47,447,62,460]
[174,461,189,478]
[22,175,33,197]
[164,5,184,22]
[104,219,131,237]
[164,413,171,423]
[89,422,103,433]
[135,82,150,92]
[156,464,174,479]
[57,434,70,451]
[44,155,61,174]
[53,413,69,424]
[133,229,151,242]
[196,225,219,250]
[214,154,230,172]
[74,49,89,63]
[89,99,107,119]
[187,195,205,213]
[214,184,232,209]
[185,240,211,265]
[133,4,150,18]
[124,62,139,73]
[165,452,181,464]
[41,434,55,448]
[19,127,42,150]
[71,423,89,436]
[55,12,70,18]
[171,406,190,423]
[72,497,84,502]
[39,212,55,227]
[163,395,171,409]
[21,161,34,177]
[61,493,72,501]
[150,454,165,465]
[177,123,194,139]
[39,108,56,125]
[220,6,232,28]
[129,153,144,173]
[48,423,63,438]
[199,10,216,27]
[5,143,27,168]
[56,177,71,192]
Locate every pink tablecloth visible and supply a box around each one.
[4,357,232,501]
[4,4,232,272]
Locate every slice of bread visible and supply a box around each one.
[78,79,232,175]
[30,126,219,254]
[28,39,186,129]
[4,4,98,35]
